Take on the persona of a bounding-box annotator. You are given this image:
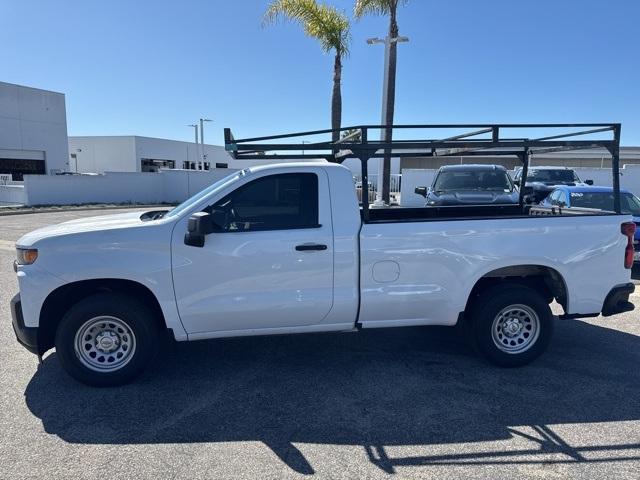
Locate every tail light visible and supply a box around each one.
[621,222,636,269]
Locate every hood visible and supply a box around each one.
[17,210,152,247]
[427,190,518,206]
[527,181,586,189]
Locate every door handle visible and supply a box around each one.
[295,243,328,251]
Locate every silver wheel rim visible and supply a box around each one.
[491,304,540,354]
[74,316,136,372]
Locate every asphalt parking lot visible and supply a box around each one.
[1,208,640,479]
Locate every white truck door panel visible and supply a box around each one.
[172,171,334,334]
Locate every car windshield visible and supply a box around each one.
[433,170,513,192]
[569,192,640,216]
[527,169,580,183]
[165,170,245,218]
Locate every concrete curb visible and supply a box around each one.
[0,204,174,217]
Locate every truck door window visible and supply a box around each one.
[211,173,319,232]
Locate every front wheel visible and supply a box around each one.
[55,293,160,387]
[469,284,553,367]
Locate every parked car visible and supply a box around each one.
[415,164,519,206]
[513,166,594,203]
[11,163,636,386]
[540,185,640,262]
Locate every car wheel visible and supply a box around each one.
[55,292,160,387]
[470,284,553,367]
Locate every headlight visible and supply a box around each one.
[16,248,38,265]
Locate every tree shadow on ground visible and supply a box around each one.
[25,319,640,474]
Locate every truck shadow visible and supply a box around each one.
[24,319,640,475]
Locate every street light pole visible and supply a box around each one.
[188,124,198,170]
[200,118,212,170]
[367,35,409,206]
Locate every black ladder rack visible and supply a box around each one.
[224,123,622,221]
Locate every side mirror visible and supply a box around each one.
[414,186,428,198]
[184,212,216,247]
[585,179,594,185]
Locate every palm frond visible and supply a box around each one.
[263,0,350,56]
[353,0,408,19]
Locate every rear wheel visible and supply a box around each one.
[469,284,553,367]
[55,293,160,387]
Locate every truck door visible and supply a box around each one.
[171,170,334,334]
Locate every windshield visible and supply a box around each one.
[527,169,580,183]
[433,169,513,193]
[165,171,244,218]
[569,191,640,216]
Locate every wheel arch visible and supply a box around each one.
[463,264,568,319]
[38,278,167,355]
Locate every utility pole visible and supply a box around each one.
[188,124,198,170]
[200,118,212,170]
[367,35,409,206]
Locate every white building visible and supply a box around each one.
[68,135,327,174]
[0,81,69,180]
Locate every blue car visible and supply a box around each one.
[541,185,640,261]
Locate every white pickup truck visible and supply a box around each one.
[11,163,636,386]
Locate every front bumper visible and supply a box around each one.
[602,283,635,317]
[10,293,39,354]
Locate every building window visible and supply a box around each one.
[0,158,45,181]
[216,163,228,169]
[141,158,175,172]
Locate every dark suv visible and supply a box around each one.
[415,164,519,206]
[513,166,593,203]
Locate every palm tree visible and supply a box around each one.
[264,0,351,144]
[340,128,362,142]
[354,0,408,203]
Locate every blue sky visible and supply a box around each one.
[2,0,639,145]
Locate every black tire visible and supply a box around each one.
[469,284,553,367]
[55,292,160,387]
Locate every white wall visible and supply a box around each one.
[22,169,237,206]
[0,185,27,204]
[15,164,640,208]
[342,157,401,176]
[69,137,137,173]
[573,165,640,196]
[0,82,69,173]
[24,172,164,205]
[400,169,437,206]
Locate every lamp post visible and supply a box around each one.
[188,124,199,170]
[200,118,212,170]
[367,35,409,206]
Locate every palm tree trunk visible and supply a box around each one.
[382,7,399,204]
[331,53,342,145]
